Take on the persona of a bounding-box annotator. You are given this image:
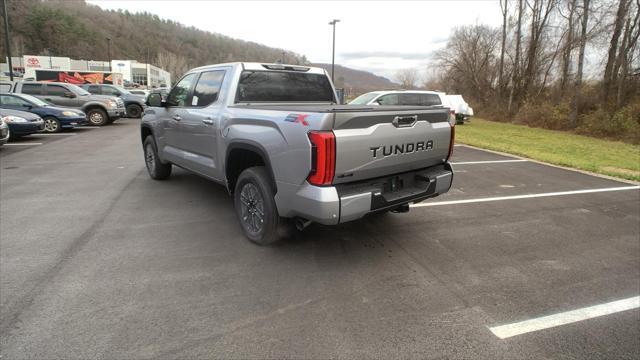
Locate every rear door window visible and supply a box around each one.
[21,84,43,95]
[0,95,29,107]
[419,94,442,106]
[192,70,225,107]
[399,93,421,105]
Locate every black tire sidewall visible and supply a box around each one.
[87,108,109,126]
[234,167,280,245]
[127,104,142,118]
[143,136,171,180]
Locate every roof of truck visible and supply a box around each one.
[189,62,327,75]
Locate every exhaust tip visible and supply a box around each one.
[294,217,312,231]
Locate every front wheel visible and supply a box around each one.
[86,108,109,126]
[143,136,172,180]
[126,104,143,118]
[43,116,61,133]
[234,167,289,245]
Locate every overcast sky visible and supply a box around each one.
[88,0,503,81]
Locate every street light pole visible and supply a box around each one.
[328,19,340,83]
[106,37,112,72]
[2,0,14,81]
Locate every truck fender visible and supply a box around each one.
[225,141,277,194]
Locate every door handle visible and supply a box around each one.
[202,119,214,125]
[172,115,181,121]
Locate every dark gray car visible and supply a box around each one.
[12,82,126,126]
[81,84,146,118]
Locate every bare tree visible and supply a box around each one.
[396,68,419,89]
[522,0,557,101]
[603,0,631,103]
[433,25,500,105]
[508,0,524,112]
[559,0,578,93]
[569,0,590,128]
[156,50,189,80]
[498,0,509,96]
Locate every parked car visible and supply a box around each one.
[350,90,456,123]
[0,80,14,93]
[0,108,45,137]
[0,93,87,132]
[12,81,125,126]
[128,89,150,99]
[81,84,146,118]
[0,117,9,146]
[445,95,474,124]
[141,62,454,244]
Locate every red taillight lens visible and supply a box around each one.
[307,131,336,185]
[447,123,455,161]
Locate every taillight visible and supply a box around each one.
[447,123,455,161]
[449,109,456,126]
[307,131,336,185]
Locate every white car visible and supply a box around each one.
[350,90,456,124]
[445,95,474,124]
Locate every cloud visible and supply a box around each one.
[340,51,433,61]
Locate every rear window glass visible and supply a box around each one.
[236,71,334,102]
[21,84,42,95]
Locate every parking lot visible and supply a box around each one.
[1,118,638,358]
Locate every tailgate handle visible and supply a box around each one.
[392,115,417,128]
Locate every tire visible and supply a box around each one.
[234,166,289,245]
[86,108,109,126]
[43,116,61,133]
[126,104,143,118]
[143,136,172,180]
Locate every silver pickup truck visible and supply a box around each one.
[141,63,455,244]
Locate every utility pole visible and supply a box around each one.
[2,0,14,81]
[328,19,340,83]
[106,37,112,72]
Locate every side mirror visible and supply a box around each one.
[146,93,166,107]
[64,92,76,98]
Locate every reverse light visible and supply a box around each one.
[307,131,336,186]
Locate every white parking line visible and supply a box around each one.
[451,159,528,165]
[489,296,640,339]
[411,186,640,208]
[35,133,76,136]
[78,126,100,129]
[4,142,43,146]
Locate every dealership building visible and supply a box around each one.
[2,55,171,88]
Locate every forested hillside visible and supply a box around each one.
[0,0,308,77]
[312,63,398,96]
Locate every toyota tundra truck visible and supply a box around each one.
[141,63,455,244]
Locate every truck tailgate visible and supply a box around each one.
[332,107,451,184]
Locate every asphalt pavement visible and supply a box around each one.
[1,119,638,359]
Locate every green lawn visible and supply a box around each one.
[456,118,640,182]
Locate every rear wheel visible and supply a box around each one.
[43,116,61,133]
[143,136,172,180]
[126,104,143,118]
[86,108,109,126]
[234,167,289,245]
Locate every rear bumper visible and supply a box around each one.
[283,163,453,225]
